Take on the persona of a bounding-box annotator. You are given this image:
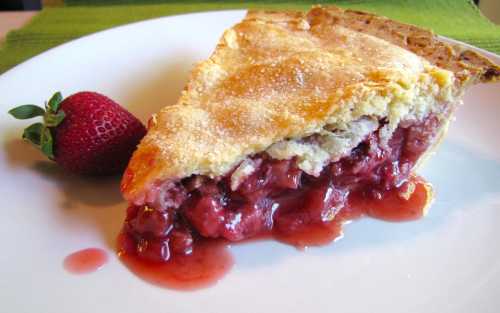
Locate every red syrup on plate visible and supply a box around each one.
[117,176,431,290]
[274,176,432,248]
[118,235,233,291]
[63,248,109,274]
[353,176,432,222]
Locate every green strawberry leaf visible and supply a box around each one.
[10,92,64,162]
[45,110,66,127]
[40,126,54,160]
[47,92,63,113]
[22,122,43,146]
[8,105,45,120]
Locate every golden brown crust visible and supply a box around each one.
[310,6,500,85]
[121,6,499,201]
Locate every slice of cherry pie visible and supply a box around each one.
[119,6,500,265]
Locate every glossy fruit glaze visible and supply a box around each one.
[118,234,233,290]
[118,113,440,289]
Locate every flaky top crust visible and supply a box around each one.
[121,6,499,202]
[309,6,499,85]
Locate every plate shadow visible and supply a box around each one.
[3,135,124,248]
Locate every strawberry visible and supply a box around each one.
[9,91,146,176]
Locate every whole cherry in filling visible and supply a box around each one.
[118,114,440,290]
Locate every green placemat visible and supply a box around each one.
[1,0,499,73]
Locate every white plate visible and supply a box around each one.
[1,10,499,313]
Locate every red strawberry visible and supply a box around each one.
[9,91,146,176]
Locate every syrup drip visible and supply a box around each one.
[118,236,233,291]
[64,248,108,274]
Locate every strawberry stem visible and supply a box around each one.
[45,110,65,127]
[8,92,65,160]
[40,126,54,159]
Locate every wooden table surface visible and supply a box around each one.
[0,11,38,42]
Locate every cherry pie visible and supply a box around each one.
[120,6,499,265]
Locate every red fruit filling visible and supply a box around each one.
[121,113,442,263]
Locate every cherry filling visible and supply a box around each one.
[121,113,442,266]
